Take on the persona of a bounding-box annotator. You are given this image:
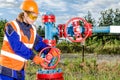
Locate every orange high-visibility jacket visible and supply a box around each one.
[0,20,36,71]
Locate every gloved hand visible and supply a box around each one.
[33,55,44,65]
[33,55,51,68]
[48,48,60,57]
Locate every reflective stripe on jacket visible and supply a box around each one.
[0,20,36,71]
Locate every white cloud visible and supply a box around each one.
[0,0,120,25]
[68,0,120,21]
[10,10,18,15]
[6,0,15,2]
[0,13,3,16]
[0,0,20,8]
[37,0,67,12]
[119,2,120,5]
[36,0,120,24]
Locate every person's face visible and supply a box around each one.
[24,11,38,24]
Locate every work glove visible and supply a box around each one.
[33,55,44,65]
[48,48,60,57]
[33,55,50,66]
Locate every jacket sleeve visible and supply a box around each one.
[33,34,49,55]
[5,25,35,60]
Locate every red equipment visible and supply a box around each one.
[43,39,56,47]
[36,47,64,80]
[38,47,60,69]
[64,17,92,42]
[36,72,64,80]
[42,14,55,23]
[58,24,66,38]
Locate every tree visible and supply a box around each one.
[99,9,114,26]
[84,11,97,45]
[0,19,7,37]
[37,25,45,37]
[84,11,96,26]
[114,8,120,25]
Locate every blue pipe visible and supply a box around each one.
[92,26,110,33]
[67,26,110,36]
[44,22,58,40]
[44,22,58,67]
[43,13,59,67]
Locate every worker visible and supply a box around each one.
[0,0,59,80]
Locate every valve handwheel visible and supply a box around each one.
[39,47,60,69]
[64,17,92,42]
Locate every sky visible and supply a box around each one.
[0,0,120,26]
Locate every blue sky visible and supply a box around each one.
[0,0,120,26]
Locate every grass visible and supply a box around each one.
[25,57,120,80]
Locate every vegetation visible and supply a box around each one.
[0,18,7,37]
[0,8,120,80]
[56,38,120,54]
[0,18,7,46]
[59,57,120,80]
[26,57,120,80]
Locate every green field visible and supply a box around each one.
[26,56,120,80]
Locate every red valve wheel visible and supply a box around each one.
[39,47,60,69]
[64,17,92,42]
